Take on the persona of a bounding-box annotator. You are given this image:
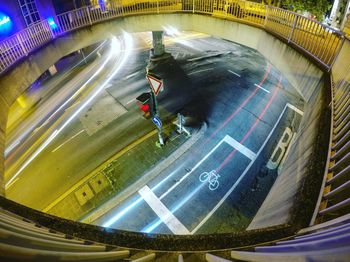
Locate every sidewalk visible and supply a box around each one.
[44,120,204,222]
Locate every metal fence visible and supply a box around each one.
[0,0,345,74]
[314,40,350,223]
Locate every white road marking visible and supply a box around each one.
[158,137,227,200]
[52,130,85,153]
[158,135,246,201]
[287,103,304,116]
[228,70,241,77]
[138,185,190,234]
[254,83,270,93]
[188,68,213,75]
[191,103,304,234]
[126,98,135,105]
[224,135,256,160]
[125,71,139,80]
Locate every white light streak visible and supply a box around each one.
[5,32,133,189]
[52,129,85,153]
[5,40,108,158]
[101,165,183,227]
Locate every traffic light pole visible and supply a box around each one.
[151,91,164,147]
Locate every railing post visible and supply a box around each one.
[16,34,28,56]
[193,0,195,13]
[45,20,56,39]
[264,5,269,27]
[329,36,345,71]
[121,1,125,16]
[157,0,159,14]
[86,6,92,25]
[288,15,298,43]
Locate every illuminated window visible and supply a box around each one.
[18,0,40,26]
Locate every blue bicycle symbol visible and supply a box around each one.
[199,170,220,191]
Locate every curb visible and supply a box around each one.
[80,122,207,224]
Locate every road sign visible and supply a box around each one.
[152,116,162,129]
[146,74,163,96]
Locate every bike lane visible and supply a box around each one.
[96,64,302,234]
[139,76,285,234]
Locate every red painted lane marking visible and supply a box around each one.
[216,75,282,173]
[208,63,272,140]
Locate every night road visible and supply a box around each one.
[5,31,304,234]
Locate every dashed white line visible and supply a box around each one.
[188,68,213,75]
[228,70,241,77]
[52,129,85,153]
[224,135,256,160]
[139,185,190,234]
[191,103,304,234]
[287,103,304,116]
[125,72,139,80]
[126,98,135,105]
[254,83,270,93]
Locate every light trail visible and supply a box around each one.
[5,32,133,189]
[5,40,108,158]
[101,64,272,229]
[102,197,143,228]
[216,76,281,173]
[141,183,205,233]
[101,165,184,227]
[141,76,282,234]
[51,129,85,153]
[208,63,272,140]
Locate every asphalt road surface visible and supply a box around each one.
[5,31,304,233]
[90,32,304,234]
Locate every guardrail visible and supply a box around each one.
[0,0,344,75]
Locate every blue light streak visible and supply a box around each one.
[102,197,143,227]
[141,183,205,233]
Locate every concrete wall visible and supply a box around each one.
[248,76,329,229]
[0,14,325,203]
[249,39,350,229]
[332,38,350,84]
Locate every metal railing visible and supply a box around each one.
[0,0,345,75]
[316,55,350,222]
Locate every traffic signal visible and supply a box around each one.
[136,92,156,119]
